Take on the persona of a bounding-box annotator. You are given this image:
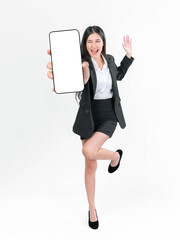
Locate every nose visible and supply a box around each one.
[92,42,97,48]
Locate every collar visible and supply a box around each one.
[91,53,107,71]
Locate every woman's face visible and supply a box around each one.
[86,32,104,60]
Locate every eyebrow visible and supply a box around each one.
[87,39,101,41]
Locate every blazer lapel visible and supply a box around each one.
[106,56,119,97]
[89,60,97,97]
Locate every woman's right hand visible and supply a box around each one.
[82,61,90,84]
[46,49,54,91]
[46,49,90,91]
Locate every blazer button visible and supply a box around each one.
[85,109,89,113]
[118,103,120,106]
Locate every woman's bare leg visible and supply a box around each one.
[82,139,98,222]
[82,132,120,166]
[81,132,120,222]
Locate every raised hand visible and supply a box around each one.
[122,35,132,58]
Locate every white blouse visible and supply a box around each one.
[91,54,113,100]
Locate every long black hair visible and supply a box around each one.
[75,26,107,103]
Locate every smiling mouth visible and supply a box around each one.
[91,49,99,55]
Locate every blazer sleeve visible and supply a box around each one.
[111,55,135,81]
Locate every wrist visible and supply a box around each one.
[126,53,132,59]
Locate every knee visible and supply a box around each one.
[82,146,96,160]
[85,159,97,172]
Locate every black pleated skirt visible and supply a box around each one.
[80,97,118,140]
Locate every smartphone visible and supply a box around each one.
[49,29,84,94]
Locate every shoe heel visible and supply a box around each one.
[88,209,99,229]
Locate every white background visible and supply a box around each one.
[0,0,180,239]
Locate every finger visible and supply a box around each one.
[52,88,55,91]
[82,61,89,68]
[47,49,51,55]
[46,62,52,70]
[124,36,127,47]
[130,38,132,46]
[126,34,129,44]
[47,71,53,79]
[83,61,89,67]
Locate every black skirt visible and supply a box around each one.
[80,97,118,140]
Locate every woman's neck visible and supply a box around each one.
[92,55,104,70]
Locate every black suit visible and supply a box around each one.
[72,54,135,138]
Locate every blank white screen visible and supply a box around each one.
[49,29,84,94]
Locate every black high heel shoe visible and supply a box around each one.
[108,149,123,173]
[88,209,99,229]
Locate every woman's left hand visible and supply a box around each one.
[122,35,132,58]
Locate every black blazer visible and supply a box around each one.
[72,54,135,138]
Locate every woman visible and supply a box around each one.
[46,26,134,230]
